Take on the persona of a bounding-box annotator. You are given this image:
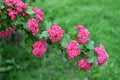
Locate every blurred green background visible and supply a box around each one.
[1,0,120,80]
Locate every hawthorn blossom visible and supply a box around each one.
[0,27,17,38]
[16,1,27,13]
[5,0,28,19]
[77,25,90,44]
[33,7,44,23]
[32,40,47,58]
[0,32,9,38]
[7,8,18,21]
[28,19,39,36]
[95,44,109,66]
[66,40,81,60]
[78,56,93,71]
[47,23,64,42]
[5,0,27,11]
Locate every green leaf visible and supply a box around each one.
[0,4,5,9]
[93,56,98,65]
[24,37,33,53]
[0,66,13,72]
[77,69,87,78]
[16,64,28,70]
[63,52,68,62]
[44,20,52,29]
[37,31,49,40]
[26,6,34,15]
[53,43,61,55]
[0,54,2,65]
[1,11,7,19]
[60,33,71,48]
[87,40,95,50]
[4,58,15,65]
[0,67,7,72]
[88,57,95,63]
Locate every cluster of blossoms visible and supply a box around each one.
[33,7,44,23]
[31,23,64,58]
[66,25,109,71]
[32,40,47,58]
[5,0,27,12]
[77,25,90,44]
[0,27,17,38]
[28,7,44,36]
[95,44,109,66]
[5,0,28,21]
[78,56,93,71]
[28,19,39,36]
[47,23,64,42]
[66,40,81,60]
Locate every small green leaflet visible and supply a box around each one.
[37,31,49,40]
[87,40,95,50]
[26,6,34,15]
[60,33,71,48]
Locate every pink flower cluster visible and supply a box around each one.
[66,40,81,60]
[33,7,44,23]
[5,0,28,20]
[5,0,27,12]
[16,1,27,13]
[47,23,64,42]
[95,44,109,66]
[7,8,18,20]
[32,40,47,58]
[78,56,93,71]
[77,25,90,44]
[28,19,39,36]
[0,27,17,38]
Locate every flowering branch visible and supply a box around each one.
[0,0,109,73]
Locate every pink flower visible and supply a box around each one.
[32,40,47,58]
[5,0,27,10]
[0,32,9,38]
[77,25,90,44]
[78,56,93,71]
[28,19,39,36]
[7,8,18,21]
[47,23,64,42]
[33,7,44,23]
[66,40,81,60]
[5,0,28,17]
[0,27,17,39]
[95,44,109,66]
[5,0,16,5]
[16,1,27,13]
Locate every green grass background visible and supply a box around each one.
[3,0,120,80]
